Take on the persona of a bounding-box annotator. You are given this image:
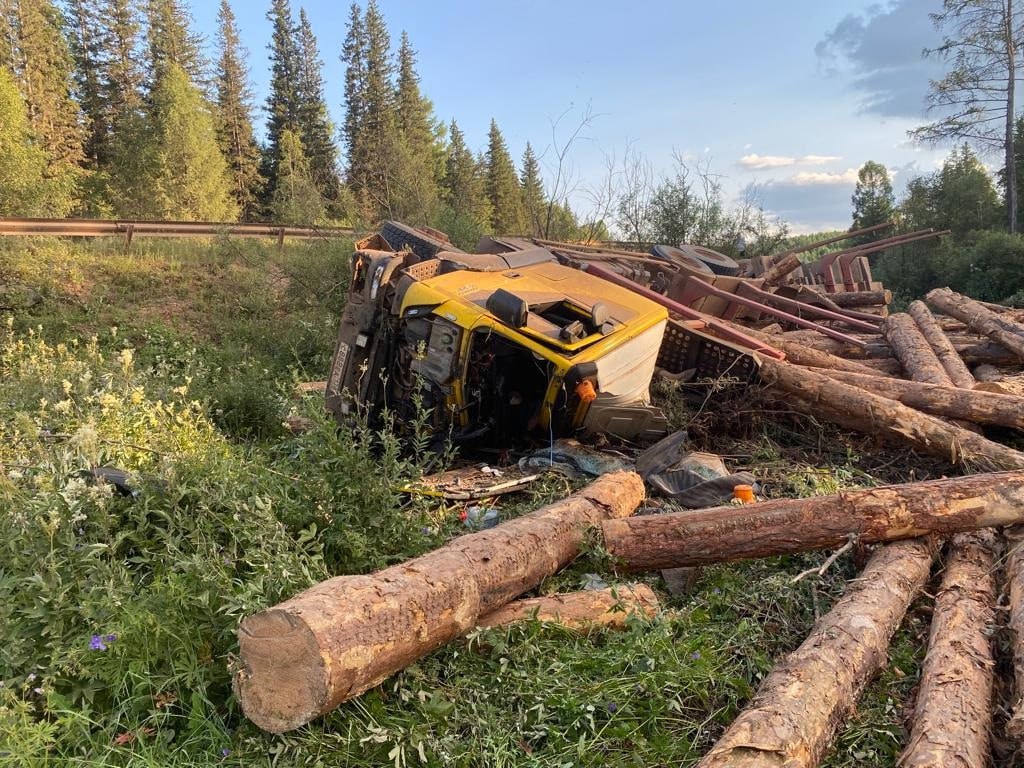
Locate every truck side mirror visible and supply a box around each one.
[486,289,529,328]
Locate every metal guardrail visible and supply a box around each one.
[0,217,355,250]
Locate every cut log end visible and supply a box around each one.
[235,609,327,734]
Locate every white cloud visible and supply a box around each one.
[789,168,859,186]
[739,153,844,170]
[740,154,797,169]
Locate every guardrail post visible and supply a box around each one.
[123,224,135,254]
[277,227,285,253]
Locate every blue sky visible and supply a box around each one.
[189,0,953,233]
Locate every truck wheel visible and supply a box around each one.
[649,245,714,275]
[673,244,741,276]
[381,221,464,260]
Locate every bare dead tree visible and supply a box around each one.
[911,0,1024,232]
[537,104,599,239]
[579,148,620,243]
[615,141,655,244]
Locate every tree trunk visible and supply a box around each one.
[477,584,659,630]
[828,289,892,308]
[601,471,1024,572]
[760,252,801,286]
[1006,527,1024,738]
[881,312,953,384]
[898,530,998,768]
[235,471,645,733]
[908,300,977,388]
[756,357,1024,471]
[697,539,936,768]
[779,329,1018,366]
[811,368,1024,430]
[1007,0,1018,234]
[736,326,894,376]
[927,287,1024,361]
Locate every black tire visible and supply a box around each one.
[649,244,714,275]
[674,244,740,276]
[380,221,463,260]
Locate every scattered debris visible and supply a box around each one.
[403,464,541,501]
[476,584,659,631]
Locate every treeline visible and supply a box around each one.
[847,144,1024,305]
[0,0,605,243]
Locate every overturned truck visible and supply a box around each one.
[325,222,765,447]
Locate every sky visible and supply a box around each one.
[188,0,955,233]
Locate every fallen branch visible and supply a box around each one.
[235,472,644,732]
[698,538,936,768]
[791,534,858,583]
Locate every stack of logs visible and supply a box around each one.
[233,285,1024,766]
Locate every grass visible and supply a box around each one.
[0,235,978,766]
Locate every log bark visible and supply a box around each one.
[601,471,1024,572]
[761,252,801,286]
[738,325,895,377]
[778,330,1017,365]
[908,300,976,389]
[973,364,1004,383]
[898,530,998,768]
[235,471,645,733]
[477,584,659,630]
[829,289,892,308]
[927,287,1024,362]
[697,539,936,768]
[1006,527,1024,738]
[881,312,951,384]
[811,368,1024,430]
[757,358,1024,471]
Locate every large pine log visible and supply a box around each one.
[477,584,659,630]
[757,358,1024,470]
[881,313,950,384]
[898,530,998,768]
[927,287,1024,361]
[908,300,976,388]
[811,368,1024,430]
[235,472,645,732]
[829,289,892,308]
[1006,527,1024,738]
[739,326,894,377]
[697,539,936,768]
[602,471,1024,572]
[778,330,1017,366]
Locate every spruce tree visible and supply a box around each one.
[395,31,435,155]
[340,1,365,183]
[263,0,300,200]
[0,66,58,214]
[850,161,895,242]
[64,0,106,165]
[440,119,490,227]
[214,0,263,218]
[112,63,236,220]
[145,0,203,86]
[101,0,144,133]
[355,0,397,212]
[4,0,84,173]
[271,128,324,224]
[520,142,545,236]
[485,119,524,234]
[390,30,440,223]
[295,7,338,202]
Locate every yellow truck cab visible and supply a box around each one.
[326,236,671,448]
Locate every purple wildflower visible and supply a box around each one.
[104,634,117,644]
[33,687,43,695]
[220,748,231,757]
[690,651,701,661]
[607,702,618,714]
[90,635,107,651]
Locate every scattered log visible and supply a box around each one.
[908,300,976,389]
[738,325,895,377]
[760,252,801,286]
[898,530,999,768]
[756,358,1024,471]
[1006,527,1024,738]
[476,584,659,630]
[828,289,892,308]
[601,470,1024,572]
[234,472,645,732]
[881,313,951,384]
[778,330,1018,365]
[812,368,1024,430]
[697,538,936,768]
[927,287,1024,362]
